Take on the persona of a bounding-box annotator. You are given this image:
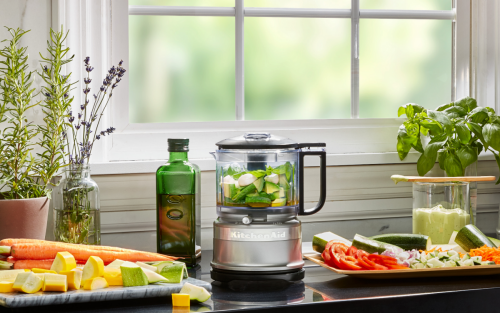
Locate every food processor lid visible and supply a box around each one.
[216,132,326,150]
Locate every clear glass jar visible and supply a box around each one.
[412,182,471,245]
[53,165,101,245]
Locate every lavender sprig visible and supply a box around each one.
[66,57,125,164]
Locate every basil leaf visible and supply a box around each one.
[491,150,500,185]
[398,106,406,117]
[443,151,464,177]
[455,97,478,112]
[398,124,418,148]
[486,107,496,114]
[411,135,424,153]
[420,125,429,136]
[406,105,415,119]
[436,103,453,111]
[455,122,471,144]
[466,121,489,150]
[266,162,293,180]
[420,118,443,135]
[444,106,467,119]
[483,123,500,151]
[428,110,452,136]
[469,107,489,124]
[456,146,478,169]
[233,170,267,179]
[416,136,447,176]
[397,136,411,160]
[438,149,447,170]
[472,141,484,154]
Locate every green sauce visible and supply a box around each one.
[413,205,470,244]
[391,175,408,185]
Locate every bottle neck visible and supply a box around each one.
[168,151,188,162]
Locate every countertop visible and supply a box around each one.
[3,250,500,313]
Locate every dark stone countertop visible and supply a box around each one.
[3,250,500,313]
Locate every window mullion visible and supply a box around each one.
[351,0,360,118]
[235,0,245,121]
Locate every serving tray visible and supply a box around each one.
[0,277,211,308]
[304,254,500,279]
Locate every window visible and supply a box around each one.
[129,0,453,123]
[58,0,472,169]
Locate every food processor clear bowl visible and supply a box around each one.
[212,149,300,222]
[211,133,327,222]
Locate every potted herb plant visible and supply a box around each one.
[396,97,500,183]
[0,27,74,239]
[52,57,126,245]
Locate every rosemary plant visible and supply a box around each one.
[0,26,74,199]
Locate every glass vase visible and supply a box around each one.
[412,181,471,244]
[53,165,101,245]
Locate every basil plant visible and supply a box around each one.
[397,97,500,184]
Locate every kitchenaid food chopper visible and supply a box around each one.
[210,133,326,282]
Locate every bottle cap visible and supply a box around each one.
[168,138,189,152]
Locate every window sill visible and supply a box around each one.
[90,151,495,175]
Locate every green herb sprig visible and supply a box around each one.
[0,26,75,199]
[397,97,500,184]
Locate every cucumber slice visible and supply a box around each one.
[120,263,149,287]
[253,178,264,192]
[369,233,431,251]
[312,232,352,253]
[448,230,459,245]
[179,282,211,302]
[487,236,500,248]
[455,225,495,252]
[352,234,402,254]
[264,182,280,194]
[232,183,257,202]
[245,196,272,207]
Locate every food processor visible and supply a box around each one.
[210,133,326,282]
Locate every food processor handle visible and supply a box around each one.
[298,149,327,216]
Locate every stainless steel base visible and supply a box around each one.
[211,218,303,274]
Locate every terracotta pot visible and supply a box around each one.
[0,197,50,240]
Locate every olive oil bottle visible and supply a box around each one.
[156,139,201,266]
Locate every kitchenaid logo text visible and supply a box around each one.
[230,231,287,240]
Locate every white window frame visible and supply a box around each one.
[53,0,476,174]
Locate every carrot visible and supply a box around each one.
[0,239,45,247]
[2,239,178,261]
[470,245,500,264]
[0,238,160,254]
[11,243,177,264]
[12,259,86,270]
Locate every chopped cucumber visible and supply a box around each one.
[369,233,431,251]
[312,232,352,253]
[455,225,495,251]
[352,234,403,254]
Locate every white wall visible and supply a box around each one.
[0,0,52,128]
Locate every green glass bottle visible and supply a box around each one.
[156,138,201,267]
